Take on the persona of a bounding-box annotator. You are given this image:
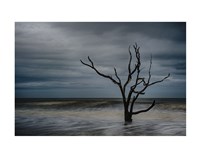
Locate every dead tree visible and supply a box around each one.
[80,43,170,123]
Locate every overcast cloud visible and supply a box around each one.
[15,22,186,98]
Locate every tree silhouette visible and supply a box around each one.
[80,43,170,123]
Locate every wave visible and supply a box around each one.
[15,98,186,136]
[15,98,186,111]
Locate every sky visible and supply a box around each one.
[15,22,186,98]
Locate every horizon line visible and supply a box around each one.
[15,97,186,99]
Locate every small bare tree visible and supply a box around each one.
[80,43,170,123]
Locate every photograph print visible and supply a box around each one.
[15,22,186,136]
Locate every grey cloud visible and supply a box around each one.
[153,52,186,61]
[161,61,186,71]
[50,22,186,42]
[15,22,186,98]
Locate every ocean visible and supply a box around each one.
[15,98,186,136]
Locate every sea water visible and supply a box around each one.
[15,98,186,136]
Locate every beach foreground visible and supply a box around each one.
[15,98,186,136]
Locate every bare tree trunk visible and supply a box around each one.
[124,110,132,122]
[80,43,170,124]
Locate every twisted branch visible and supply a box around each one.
[80,43,170,118]
[114,68,121,84]
[80,56,120,85]
[129,55,170,114]
[123,44,140,93]
[132,100,155,115]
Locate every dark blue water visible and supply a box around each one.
[15,98,186,136]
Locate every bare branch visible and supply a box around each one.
[129,92,140,113]
[125,43,142,105]
[123,65,137,91]
[129,62,140,93]
[80,57,120,85]
[131,46,141,89]
[147,54,152,84]
[133,42,138,50]
[87,56,94,67]
[148,73,170,86]
[80,59,93,68]
[123,43,140,93]
[129,96,136,113]
[128,45,132,74]
[132,100,156,115]
[128,72,169,112]
[128,77,145,99]
[144,55,170,88]
[80,43,170,123]
[114,68,121,84]
[129,88,145,113]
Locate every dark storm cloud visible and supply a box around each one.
[161,61,186,70]
[15,22,186,98]
[51,22,186,42]
[153,51,186,61]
